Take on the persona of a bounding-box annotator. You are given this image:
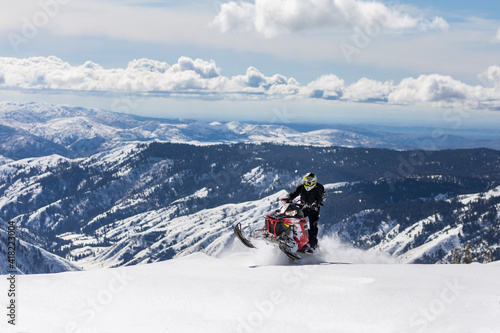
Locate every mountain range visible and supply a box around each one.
[1,102,499,163]
[0,102,499,273]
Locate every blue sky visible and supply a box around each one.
[0,0,499,129]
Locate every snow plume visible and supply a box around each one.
[220,233,394,266]
[318,234,395,264]
[212,0,449,38]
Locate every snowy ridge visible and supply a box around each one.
[1,136,499,272]
[372,215,462,264]
[64,191,287,269]
[458,185,500,205]
[1,103,499,273]
[331,184,500,264]
[57,184,500,270]
[0,102,400,154]
[0,155,13,166]
[2,102,500,162]
[7,101,495,161]
[34,183,388,270]
[0,227,80,274]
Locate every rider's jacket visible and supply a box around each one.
[286,183,324,210]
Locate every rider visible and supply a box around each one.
[285,173,324,253]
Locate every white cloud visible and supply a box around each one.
[387,71,500,110]
[0,56,499,110]
[210,1,256,33]
[126,59,169,74]
[388,74,472,104]
[0,56,299,97]
[302,74,345,100]
[212,0,449,37]
[479,65,500,88]
[344,78,393,102]
[420,16,450,32]
[476,66,500,109]
[229,66,300,95]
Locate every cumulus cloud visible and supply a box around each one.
[302,74,345,100]
[388,74,472,104]
[211,1,256,34]
[0,56,499,110]
[212,0,449,37]
[0,55,298,97]
[344,78,393,102]
[229,67,301,96]
[476,66,500,109]
[0,56,209,92]
[387,71,500,110]
[479,65,500,88]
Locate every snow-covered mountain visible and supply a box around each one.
[0,102,398,159]
[328,184,500,264]
[1,137,499,272]
[0,218,80,274]
[1,102,500,274]
[2,102,499,161]
[1,252,499,333]
[63,183,500,270]
[63,190,285,269]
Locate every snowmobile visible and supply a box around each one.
[234,200,313,260]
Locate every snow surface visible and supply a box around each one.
[1,240,499,333]
[457,185,500,205]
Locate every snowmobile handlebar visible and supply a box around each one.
[280,198,322,211]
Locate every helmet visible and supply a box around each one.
[303,173,317,191]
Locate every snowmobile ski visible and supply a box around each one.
[234,223,302,260]
[279,243,302,260]
[234,223,256,249]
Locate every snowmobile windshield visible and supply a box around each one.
[277,203,304,218]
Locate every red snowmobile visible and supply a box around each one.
[234,200,311,260]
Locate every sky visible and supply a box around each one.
[0,0,499,129]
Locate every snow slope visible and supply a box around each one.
[68,190,288,269]
[0,229,80,274]
[1,251,499,333]
[0,155,13,166]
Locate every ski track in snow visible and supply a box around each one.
[1,244,499,333]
